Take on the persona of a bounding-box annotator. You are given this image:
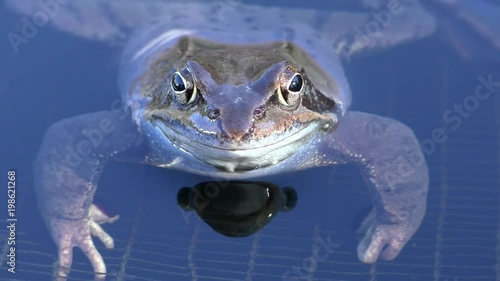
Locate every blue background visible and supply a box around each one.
[0,1,499,281]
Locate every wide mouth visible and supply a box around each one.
[153,116,319,149]
[151,115,325,171]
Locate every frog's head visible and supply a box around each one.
[142,37,342,172]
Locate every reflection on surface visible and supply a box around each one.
[178,181,297,237]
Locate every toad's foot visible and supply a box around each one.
[355,210,417,264]
[48,204,118,281]
[35,111,139,279]
[315,111,428,263]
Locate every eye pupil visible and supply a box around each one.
[277,72,303,107]
[288,74,303,92]
[171,72,186,92]
[170,70,198,105]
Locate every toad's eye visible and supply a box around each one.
[277,72,303,107]
[171,71,197,105]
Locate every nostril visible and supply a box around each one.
[253,107,265,119]
[208,108,221,120]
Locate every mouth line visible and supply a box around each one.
[152,116,321,152]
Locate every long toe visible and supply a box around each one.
[77,236,107,281]
[90,220,115,248]
[55,240,74,281]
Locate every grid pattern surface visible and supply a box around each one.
[1,3,499,280]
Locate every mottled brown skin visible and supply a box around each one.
[143,38,337,146]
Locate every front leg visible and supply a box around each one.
[35,110,145,280]
[319,111,428,263]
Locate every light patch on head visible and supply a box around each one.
[133,29,193,61]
